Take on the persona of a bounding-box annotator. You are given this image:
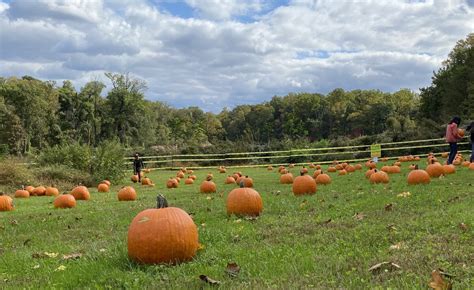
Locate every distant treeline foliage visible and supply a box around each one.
[0,34,473,156]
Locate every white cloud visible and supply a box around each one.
[0,0,473,112]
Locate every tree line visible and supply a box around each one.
[0,34,472,156]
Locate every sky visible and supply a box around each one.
[0,0,473,112]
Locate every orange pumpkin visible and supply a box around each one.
[118,186,137,201]
[15,189,29,198]
[426,162,444,177]
[441,152,449,158]
[458,128,465,137]
[219,168,226,173]
[338,169,347,176]
[98,183,110,192]
[176,172,185,179]
[365,169,376,178]
[345,165,355,173]
[469,163,474,170]
[280,173,293,184]
[462,161,470,167]
[166,178,179,188]
[442,164,456,174]
[241,176,253,188]
[315,173,331,185]
[70,186,90,200]
[131,175,139,183]
[0,193,14,211]
[32,186,46,196]
[200,181,216,193]
[279,169,289,174]
[327,166,337,173]
[369,170,389,184]
[53,194,76,209]
[267,166,273,171]
[189,175,197,180]
[45,187,59,196]
[141,177,154,186]
[128,200,198,265]
[292,175,317,196]
[313,170,322,178]
[101,180,111,186]
[226,187,263,217]
[225,176,236,184]
[25,186,35,194]
[300,167,308,174]
[354,164,362,170]
[407,167,431,185]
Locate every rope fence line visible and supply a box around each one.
[123,137,470,170]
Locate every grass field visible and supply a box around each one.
[1,160,473,289]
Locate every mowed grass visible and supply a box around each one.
[1,160,473,289]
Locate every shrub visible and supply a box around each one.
[32,165,94,188]
[0,158,36,190]
[91,140,126,183]
[37,143,92,172]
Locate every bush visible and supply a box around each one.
[91,140,126,183]
[0,158,37,191]
[32,165,94,189]
[37,142,92,172]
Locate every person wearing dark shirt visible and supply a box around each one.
[466,121,474,163]
[133,153,145,182]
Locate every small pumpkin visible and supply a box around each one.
[166,178,179,189]
[187,169,194,174]
[241,176,253,188]
[458,128,465,137]
[315,172,331,185]
[176,172,185,179]
[98,183,110,192]
[442,164,456,174]
[280,173,293,184]
[300,167,308,174]
[292,175,317,196]
[327,166,337,173]
[441,152,449,158]
[25,186,35,194]
[45,186,59,196]
[184,177,194,185]
[407,166,431,185]
[141,177,154,186]
[267,166,273,171]
[101,180,111,186]
[0,193,14,211]
[354,164,362,170]
[369,170,389,184]
[189,175,197,180]
[469,163,474,170]
[118,186,137,201]
[226,187,263,217]
[279,168,289,174]
[225,176,236,184]
[70,186,90,200]
[313,170,322,178]
[15,189,30,198]
[219,168,226,173]
[426,162,444,177]
[53,193,76,209]
[200,181,216,193]
[32,186,46,196]
[365,169,376,179]
[338,169,347,176]
[127,196,198,264]
[131,175,139,183]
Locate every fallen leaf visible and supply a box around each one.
[32,252,58,259]
[10,220,18,226]
[389,242,406,250]
[368,261,401,273]
[206,196,212,200]
[353,212,365,220]
[459,223,468,231]
[428,269,452,290]
[225,262,240,277]
[62,253,82,260]
[23,239,31,246]
[397,191,411,198]
[300,200,307,208]
[99,248,106,252]
[55,265,67,271]
[44,252,58,258]
[387,224,397,231]
[384,203,393,211]
[33,264,40,269]
[234,219,242,223]
[199,275,221,285]
[201,223,206,227]
[244,216,258,221]
[197,243,205,251]
[219,191,224,198]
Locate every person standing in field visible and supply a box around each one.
[466,121,474,162]
[445,117,462,165]
[133,153,145,182]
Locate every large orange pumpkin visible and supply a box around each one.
[14,189,29,198]
[45,187,59,196]
[70,186,90,200]
[53,194,76,209]
[226,187,263,217]
[200,181,216,193]
[0,193,14,211]
[280,173,293,184]
[426,162,444,177]
[315,173,331,185]
[292,175,317,196]
[127,201,198,264]
[407,168,431,185]
[32,186,46,196]
[118,186,137,201]
[98,183,110,192]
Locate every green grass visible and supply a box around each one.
[1,161,473,289]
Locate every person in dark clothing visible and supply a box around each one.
[133,153,145,182]
[445,117,462,165]
[466,121,474,162]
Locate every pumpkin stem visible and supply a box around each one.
[157,194,168,208]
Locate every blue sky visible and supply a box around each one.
[0,0,473,112]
